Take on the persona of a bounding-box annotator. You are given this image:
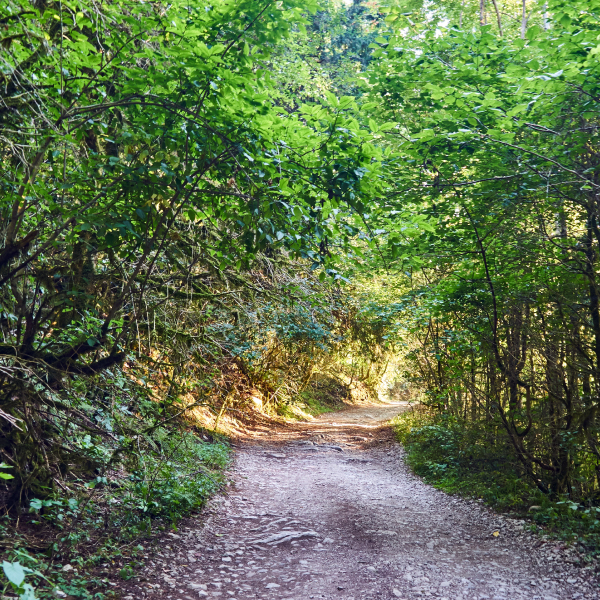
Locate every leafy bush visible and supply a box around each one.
[2,559,42,599]
[124,433,229,522]
[0,428,230,599]
[26,432,230,533]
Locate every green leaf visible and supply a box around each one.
[324,91,338,106]
[29,499,42,512]
[557,13,572,27]
[526,24,542,41]
[19,583,37,600]
[0,461,13,475]
[2,561,25,587]
[361,102,378,111]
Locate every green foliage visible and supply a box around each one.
[268,0,385,106]
[298,388,342,417]
[124,433,229,522]
[0,463,13,481]
[0,0,390,502]
[278,375,349,419]
[394,410,534,507]
[27,434,229,533]
[390,0,550,39]
[353,0,600,512]
[1,555,50,599]
[1,541,97,599]
[347,1,600,543]
[1,429,229,599]
[9,0,600,590]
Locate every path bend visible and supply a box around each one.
[127,403,597,600]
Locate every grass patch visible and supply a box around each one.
[298,389,339,416]
[393,409,600,557]
[276,393,335,420]
[277,375,349,420]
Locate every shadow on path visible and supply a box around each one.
[127,402,596,600]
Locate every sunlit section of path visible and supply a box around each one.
[128,403,597,600]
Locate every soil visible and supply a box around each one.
[122,402,599,600]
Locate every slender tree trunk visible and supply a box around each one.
[470,352,477,421]
[480,0,486,26]
[490,0,503,36]
[486,357,494,421]
[555,199,567,238]
[548,392,560,497]
[521,0,528,39]
[584,210,600,390]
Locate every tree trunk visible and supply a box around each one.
[490,0,503,36]
[521,0,528,39]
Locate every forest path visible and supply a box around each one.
[131,403,596,600]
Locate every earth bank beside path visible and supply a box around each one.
[125,403,598,600]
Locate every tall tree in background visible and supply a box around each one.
[363,0,600,501]
[268,0,386,106]
[394,0,547,38]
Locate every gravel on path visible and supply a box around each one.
[124,403,599,600]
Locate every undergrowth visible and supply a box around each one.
[276,392,336,420]
[276,375,350,420]
[1,424,230,600]
[393,410,600,557]
[298,390,338,416]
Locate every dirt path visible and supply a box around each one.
[128,403,598,600]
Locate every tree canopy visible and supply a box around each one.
[3,0,600,594]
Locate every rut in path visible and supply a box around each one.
[127,403,598,600]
